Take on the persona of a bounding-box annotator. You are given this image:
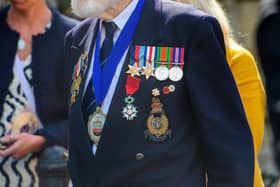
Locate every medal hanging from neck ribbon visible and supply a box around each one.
[87,0,145,145]
[122,75,140,120]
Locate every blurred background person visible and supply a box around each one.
[257,0,280,173]
[0,0,77,186]
[175,0,266,186]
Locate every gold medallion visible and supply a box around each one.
[87,106,106,145]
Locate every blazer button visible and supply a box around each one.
[136,153,144,161]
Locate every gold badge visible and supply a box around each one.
[144,95,171,142]
[70,52,88,106]
[70,75,82,105]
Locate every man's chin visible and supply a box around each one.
[71,0,108,18]
[72,9,97,18]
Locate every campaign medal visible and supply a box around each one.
[155,66,169,81]
[87,106,106,145]
[126,63,140,77]
[154,47,170,81]
[169,47,185,82]
[169,66,183,82]
[130,45,156,80]
[141,63,154,80]
[70,75,82,105]
[70,52,88,105]
[122,75,140,120]
[144,89,171,142]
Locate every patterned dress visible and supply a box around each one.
[0,54,39,187]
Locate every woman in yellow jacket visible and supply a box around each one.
[175,0,266,186]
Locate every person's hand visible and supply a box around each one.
[0,133,46,160]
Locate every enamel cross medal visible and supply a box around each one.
[122,75,141,120]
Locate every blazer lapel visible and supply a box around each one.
[69,19,99,161]
[71,19,99,105]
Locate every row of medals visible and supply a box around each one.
[88,62,184,145]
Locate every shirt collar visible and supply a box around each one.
[112,0,139,30]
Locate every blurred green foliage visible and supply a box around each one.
[57,0,72,16]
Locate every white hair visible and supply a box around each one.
[71,0,115,18]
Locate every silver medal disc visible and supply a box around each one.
[154,66,169,81]
[88,109,106,144]
[169,66,183,82]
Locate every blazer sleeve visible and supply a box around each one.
[229,47,265,154]
[34,31,75,148]
[35,120,69,148]
[184,16,254,187]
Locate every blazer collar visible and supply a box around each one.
[73,18,99,52]
[70,0,163,50]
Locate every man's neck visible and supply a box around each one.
[99,0,132,21]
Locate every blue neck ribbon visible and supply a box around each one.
[92,0,145,106]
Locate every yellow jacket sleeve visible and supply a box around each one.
[227,43,266,187]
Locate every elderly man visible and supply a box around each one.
[65,0,255,186]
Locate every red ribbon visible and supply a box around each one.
[134,46,141,66]
[125,75,141,96]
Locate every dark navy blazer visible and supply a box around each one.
[0,7,78,147]
[65,0,254,186]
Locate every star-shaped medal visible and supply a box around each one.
[126,63,140,77]
[141,64,154,80]
[152,88,160,97]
